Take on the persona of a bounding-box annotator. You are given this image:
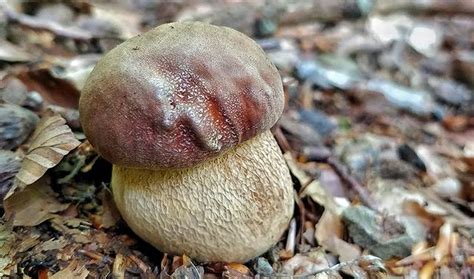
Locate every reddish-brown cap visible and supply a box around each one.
[79,22,284,169]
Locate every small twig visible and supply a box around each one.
[396,247,435,266]
[273,125,292,153]
[285,218,297,255]
[57,155,86,184]
[295,198,306,247]
[128,254,152,274]
[304,148,378,211]
[188,260,202,278]
[326,157,379,211]
[309,255,385,277]
[304,210,318,223]
[270,255,386,278]
[410,185,474,228]
[78,249,106,262]
[298,179,315,197]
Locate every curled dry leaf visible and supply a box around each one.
[5,112,80,198]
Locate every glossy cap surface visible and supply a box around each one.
[79,21,284,169]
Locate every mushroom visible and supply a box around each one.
[79,22,293,263]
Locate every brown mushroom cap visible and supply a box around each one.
[79,21,284,169]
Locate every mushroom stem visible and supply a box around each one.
[111,131,294,263]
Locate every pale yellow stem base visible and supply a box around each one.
[111,131,294,263]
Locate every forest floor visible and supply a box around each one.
[0,1,473,278]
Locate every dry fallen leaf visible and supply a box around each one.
[97,189,121,229]
[315,210,361,262]
[39,236,68,252]
[50,260,89,279]
[225,262,251,275]
[3,178,70,226]
[0,40,33,62]
[5,112,80,198]
[282,250,330,277]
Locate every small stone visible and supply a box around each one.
[1,79,43,110]
[296,55,362,90]
[35,3,75,25]
[0,150,21,203]
[254,17,277,38]
[365,79,435,117]
[254,257,273,276]
[398,144,427,172]
[433,177,462,198]
[342,205,426,260]
[428,78,472,107]
[0,104,38,150]
[298,109,336,138]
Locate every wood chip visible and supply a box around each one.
[50,260,89,279]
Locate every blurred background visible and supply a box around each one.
[0,0,473,278]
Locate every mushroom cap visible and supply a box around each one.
[79,21,284,169]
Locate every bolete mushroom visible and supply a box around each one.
[79,21,293,263]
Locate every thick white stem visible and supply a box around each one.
[111,131,294,263]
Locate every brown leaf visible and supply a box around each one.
[225,263,251,275]
[442,115,470,132]
[3,178,70,226]
[5,112,80,198]
[98,190,121,229]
